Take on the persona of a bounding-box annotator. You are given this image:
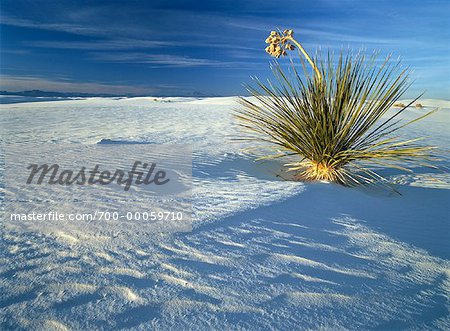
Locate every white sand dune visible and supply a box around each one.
[0,97,449,330]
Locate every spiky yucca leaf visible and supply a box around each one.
[235,51,437,186]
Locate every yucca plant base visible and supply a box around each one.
[236,33,435,188]
[295,161,341,183]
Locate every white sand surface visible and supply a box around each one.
[0,97,449,330]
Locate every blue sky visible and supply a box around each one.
[1,0,449,97]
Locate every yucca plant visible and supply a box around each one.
[235,29,436,187]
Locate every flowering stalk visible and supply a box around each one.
[265,29,322,81]
[237,29,436,188]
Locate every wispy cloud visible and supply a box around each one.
[2,10,259,61]
[27,39,260,52]
[1,49,30,55]
[0,75,159,94]
[0,15,106,37]
[227,19,421,47]
[2,1,448,97]
[27,39,170,51]
[91,52,236,68]
[90,52,267,70]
